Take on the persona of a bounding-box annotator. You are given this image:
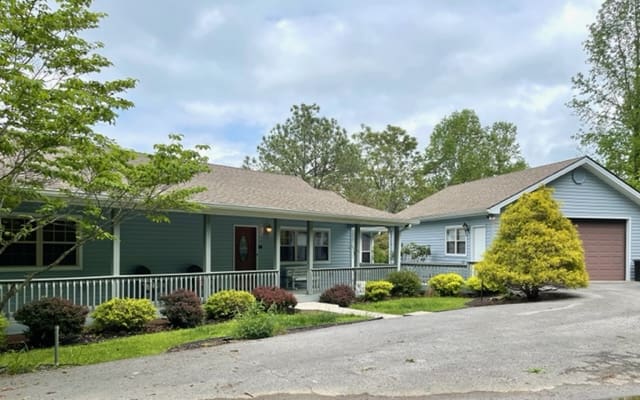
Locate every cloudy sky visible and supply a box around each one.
[89,0,602,168]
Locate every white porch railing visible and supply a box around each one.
[401,262,471,281]
[311,265,398,293]
[0,270,278,317]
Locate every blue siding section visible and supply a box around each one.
[548,167,640,279]
[210,215,275,271]
[120,212,204,274]
[401,216,493,263]
[277,220,352,268]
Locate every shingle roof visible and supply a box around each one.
[189,164,412,225]
[397,157,584,220]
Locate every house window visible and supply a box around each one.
[0,218,79,267]
[280,229,330,262]
[445,227,466,256]
[361,233,372,263]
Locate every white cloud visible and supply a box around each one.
[537,1,599,43]
[191,8,225,38]
[506,84,571,113]
[180,101,275,127]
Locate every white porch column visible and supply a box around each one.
[112,220,121,298]
[273,219,280,273]
[204,215,212,273]
[354,225,361,268]
[306,221,314,294]
[393,226,401,271]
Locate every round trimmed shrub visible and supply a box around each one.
[319,284,356,307]
[251,286,297,313]
[428,273,465,296]
[204,290,255,321]
[92,298,156,333]
[386,270,422,297]
[364,280,394,302]
[14,297,88,347]
[160,289,204,328]
[464,276,504,295]
[232,302,280,340]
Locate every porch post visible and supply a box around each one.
[204,215,212,273]
[306,221,314,295]
[273,219,280,282]
[353,224,361,289]
[203,215,212,300]
[112,220,121,298]
[393,226,401,271]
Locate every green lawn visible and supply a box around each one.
[350,297,469,315]
[0,312,367,375]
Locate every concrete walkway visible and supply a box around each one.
[295,301,402,319]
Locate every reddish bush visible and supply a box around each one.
[14,297,88,347]
[251,286,297,313]
[319,284,356,307]
[160,289,204,328]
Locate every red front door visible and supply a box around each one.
[235,226,257,271]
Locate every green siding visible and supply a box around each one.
[120,212,204,274]
[211,215,274,271]
[278,220,352,269]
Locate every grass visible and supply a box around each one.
[0,311,366,375]
[350,296,469,315]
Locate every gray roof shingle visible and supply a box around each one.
[189,164,412,225]
[397,157,583,220]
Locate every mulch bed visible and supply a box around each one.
[465,289,582,307]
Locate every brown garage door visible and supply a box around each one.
[573,219,626,280]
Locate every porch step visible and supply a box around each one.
[295,302,401,319]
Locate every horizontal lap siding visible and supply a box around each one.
[120,212,204,275]
[401,216,495,263]
[211,216,274,271]
[549,167,640,280]
[278,220,352,269]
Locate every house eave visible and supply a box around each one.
[200,202,418,227]
[486,157,640,214]
[413,210,489,223]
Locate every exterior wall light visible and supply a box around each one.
[264,225,273,234]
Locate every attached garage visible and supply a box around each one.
[573,219,626,281]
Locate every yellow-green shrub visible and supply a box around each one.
[92,298,156,333]
[364,280,393,302]
[0,313,8,349]
[204,290,255,320]
[428,273,465,296]
[475,188,588,300]
[465,276,504,294]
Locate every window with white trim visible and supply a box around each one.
[0,218,79,267]
[280,229,329,262]
[445,227,466,256]
[361,233,372,263]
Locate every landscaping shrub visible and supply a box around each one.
[428,273,465,296]
[251,286,297,313]
[14,297,88,347]
[464,276,504,295]
[92,298,156,333]
[232,302,280,339]
[364,280,394,302]
[160,289,204,328]
[0,314,7,350]
[204,290,255,321]
[319,284,356,307]
[386,270,422,297]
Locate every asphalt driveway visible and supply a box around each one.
[3,282,640,399]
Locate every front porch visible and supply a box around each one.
[0,262,470,316]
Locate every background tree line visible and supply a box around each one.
[244,104,528,213]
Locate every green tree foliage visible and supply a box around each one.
[0,0,210,310]
[569,0,640,188]
[244,103,360,193]
[350,125,425,212]
[475,188,588,300]
[424,109,527,191]
[373,232,389,264]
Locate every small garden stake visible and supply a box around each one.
[54,325,59,367]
